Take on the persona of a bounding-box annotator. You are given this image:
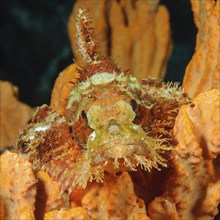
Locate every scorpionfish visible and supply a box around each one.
[16,9,190,194]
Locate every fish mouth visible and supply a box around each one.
[87,122,168,172]
[92,139,147,163]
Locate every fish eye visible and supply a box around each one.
[81,110,88,122]
[131,99,138,111]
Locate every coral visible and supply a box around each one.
[45,173,150,219]
[2,3,220,219]
[50,63,80,115]
[69,182,94,208]
[0,81,32,149]
[35,170,65,220]
[0,150,37,219]
[148,197,180,220]
[148,89,220,220]
[70,172,150,220]
[183,0,220,98]
[68,0,172,81]
[44,207,89,220]
[19,209,35,220]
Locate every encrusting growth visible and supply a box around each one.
[0,81,32,149]
[183,0,220,98]
[0,151,37,220]
[148,89,220,220]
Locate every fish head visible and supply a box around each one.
[66,72,163,172]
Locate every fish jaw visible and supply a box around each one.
[85,121,168,173]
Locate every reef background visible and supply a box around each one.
[0,0,196,106]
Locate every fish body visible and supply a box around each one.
[16,9,190,193]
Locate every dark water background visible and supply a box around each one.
[0,0,196,107]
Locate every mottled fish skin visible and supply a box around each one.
[15,75,189,193]
[15,9,190,193]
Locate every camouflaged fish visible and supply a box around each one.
[16,9,190,194]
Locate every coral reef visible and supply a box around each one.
[1,89,219,219]
[148,197,180,220]
[35,170,65,219]
[15,8,189,194]
[0,81,32,149]
[183,0,220,98]
[70,172,149,220]
[1,2,219,219]
[0,150,37,220]
[148,89,220,220]
[68,0,172,80]
[44,207,89,220]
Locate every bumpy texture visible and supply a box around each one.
[35,170,65,220]
[68,0,172,81]
[50,64,80,115]
[0,151,37,220]
[2,3,220,219]
[183,0,220,98]
[70,172,150,220]
[44,207,89,220]
[148,197,180,220]
[148,89,220,220]
[17,73,190,193]
[15,105,84,194]
[0,81,32,149]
